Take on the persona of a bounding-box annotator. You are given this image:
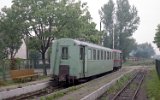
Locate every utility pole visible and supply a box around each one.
[100,18,104,45]
[100,20,102,32]
[113,24,114,49]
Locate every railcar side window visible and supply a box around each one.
[97,50,100,60]
[101,50,103,60]
[88,49,92,60]
[109,52,110,59]
[111,52,113,59]
[104,51,106,60]
[61,47,68,60]
[80,47,85,60]
[107,51,109,60]
[93,49,96,60]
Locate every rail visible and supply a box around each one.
[111,71,145,100]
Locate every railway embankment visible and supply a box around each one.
[42,67,142,100]
[0,66,149,100]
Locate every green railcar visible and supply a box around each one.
[50,38,120,82]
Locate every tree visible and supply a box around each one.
[100,0,140,60]
[0,7,23,60]
[154,25,160,48]
[8,0,99,75]
[100,0,115,48]
[0,36,8,60]
[132,43,155,58]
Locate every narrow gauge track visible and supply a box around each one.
[111,70,145,100]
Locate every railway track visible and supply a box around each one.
[111,70,145,100]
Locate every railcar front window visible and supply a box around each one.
[61,47,68,60]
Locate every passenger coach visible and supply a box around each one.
[50,38,122,83]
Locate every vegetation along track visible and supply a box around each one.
[111,70,145,100]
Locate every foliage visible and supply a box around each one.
[42,85,84,100]
[100,0,140,60]
[100,0,115,48]
[0,7,23,60]
[6,0,99,75]
[154,24,160,48]
[146,69,160,100]
[132,43,155,58]
[0,38,8,60]
[123,59,154,66]
[29,49,41,60]
[99,73,132,99]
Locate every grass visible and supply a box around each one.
[41,84,84,100]
[123,59,155,67]
[0,80,18,87]
[0,75,49,87]
[99,73,133,100]
[146,69,160,100]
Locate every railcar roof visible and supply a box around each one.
[54,38,112,51]
[112,49,122,53]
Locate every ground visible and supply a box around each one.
[44,66,146,100]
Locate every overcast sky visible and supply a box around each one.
[1,0,160,54]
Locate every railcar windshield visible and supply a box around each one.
[61,47,68,60]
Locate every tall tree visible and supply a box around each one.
[0,7,23,60]
[154,25,160,48]
[9,0,98,75]
[100,0,140,60]
[100,0,115,48]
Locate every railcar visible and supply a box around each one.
[50,38,122,83]
[113,49,122,70]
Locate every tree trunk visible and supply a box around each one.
[42,52,47,76]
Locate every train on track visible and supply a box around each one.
[50,38,122,84]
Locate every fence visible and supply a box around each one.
[0,59,50,81]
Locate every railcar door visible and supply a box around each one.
[59,46,70,81]
[80,46,85,77]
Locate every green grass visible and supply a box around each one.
[0,75,49,87]
[123,59,155,67]
[99,73,132,100]
[41,85,84,100]
[146,69,160,100]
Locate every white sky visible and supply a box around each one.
[1,0,160,54]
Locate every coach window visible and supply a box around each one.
[88,49,92,60]
[97,50,100,60]
[93,49,96,60]
[104,51,106,60]
[109,52,111,60]
[111,52,113,59]
[80,47,85,60]
[118,53,120,59]
[61,47,68,60]
[101,50,103,60]
[107,51,109,60]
